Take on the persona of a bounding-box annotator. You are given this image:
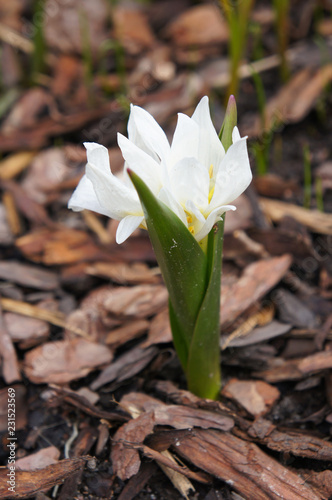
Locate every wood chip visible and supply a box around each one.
[0,458,86,499]
[86,261,160,285]
[222,379,280,416]
[221,255,292,327]
[16,446,60,471]
[0,297,87,337]
[0,306,21,383]
[0,151,35,180]
[121,392,234,432]
[90,345,158,391]
[24,338,113,384]
[106,319,149,348]
[260,197,332,235]
[246,418,332,461]
[0,384,27,432]
[175,429,323,500]
[164,5,229,46]
[4,311,49,348]
[256,349,332,382]
[113,7,156,55]
[103,284,168,319]
[112,411,155,480]
[0,260,59,290]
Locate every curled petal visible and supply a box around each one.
[84,142,111,175]
[86,163,141,220]
[68,175,114,217]
[210,137,252,209]
[195,205,236,242]
[116,215,144,244]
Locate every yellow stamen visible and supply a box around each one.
[208,186,215,203]
[209,164,213,179]
[186,215,192,224]
[189,225,195,234]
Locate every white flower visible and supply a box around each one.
[68,96,252,244]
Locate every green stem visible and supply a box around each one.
[186,218,224,399]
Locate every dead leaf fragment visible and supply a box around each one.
[24,338,113,384]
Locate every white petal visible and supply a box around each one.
[117,133,161,194]
[157,187,187,226]
[129,105,170,163]
[83,142,111,174]
[185,199,205,224]
[191,96,225,171]
[232,126,242,143]
[86,163,142,220]
[68,175,114,217]
[195,205,235,242]
[116,215,144,244]
[170,113,199,167]
[210,137,252,209]
[169,157,210,210]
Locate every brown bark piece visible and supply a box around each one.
[49,384,129,423]
[112,411,155,480]
[113,7,156,55]
[121,392,234,432]
[16,446,60,471]
[90,344,158,390]
[220,255,292,327]
[106,320,149,348]
[0,384,27,432]
[0,458,86,498]
[22,148,72,204]
[0,307,21,383]
[222,379,280,416]
[164,5,229,46]
[0,261,59,290]
[103,284,168,319]
[257,349,332,382]
[142,308,172,347]
[24,338,113,384]
[246,421,332,461]
[259,197,332,235]
[247,65,332,137]
[175,429,323,500]
[86,261,160,285]
[4,312,49,348]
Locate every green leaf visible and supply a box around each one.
[186,219,224,399]
[128,170,208,368]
